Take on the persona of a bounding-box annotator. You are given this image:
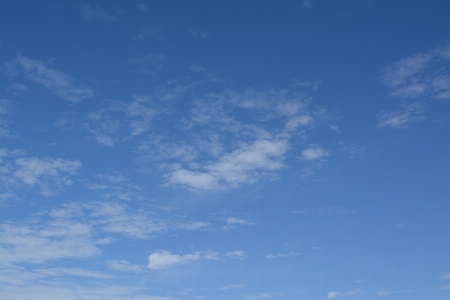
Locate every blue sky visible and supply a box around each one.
[1,1,449,299]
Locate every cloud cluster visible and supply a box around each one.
[381,43,450,100]
[1,155,81,197]
[377,101,426,128]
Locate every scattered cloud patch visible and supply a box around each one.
[9,82,29,92]
[34,267,113,279]
[226,251,245,259]
[300,146,329,160]
[265,252,299,259]
[132,27,162,40]
[5,55,93,102]
[137,3,148,11]
[327,289,363,299]
[187,29,209,39]
[329,124,340,133]
[246,293,277,300]
[106,260,142,272]
[381,43,450,100]
[0,220,100,264]
[2,156,81,196]
[147,250,201,270]
[218,284,245,290]
[79,4,117,21]
[377,101,426,128]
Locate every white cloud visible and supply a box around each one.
[0,220,100,264]
[204,138,288,187]
[167,169,218,190]
[34,267,113,279]
[265,252,299,259]
[381,43,450,100]
[175,221,209,230]
[226,217,252,225]
[7,55,93,102]
[147,250,201,270]
[79,4,117,21]
[107,260,142,272]
[218,284,245,290]
[137,3,148,11]
[132,27,161,40]
[329,124,340,133]
[92,202,166,239]
[0,283,177,300]
[441,273,450,279]
[226,251,245,259]
[300,146,329,160]
[377,101,426,129]
[9,82,29,92]
[376,290,413,296]
[187,29,209,39]
[2,156,81,196]
[246,293,276,300]
[326,289,363,299]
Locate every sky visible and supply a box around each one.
[0,1,449,299]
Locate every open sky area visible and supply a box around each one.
[1,1,449,299]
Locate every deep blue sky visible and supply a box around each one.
[1,1,449,299]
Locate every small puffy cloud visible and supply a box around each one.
[226,251,245,259]
[225,217,254,229]
[326,289,363,299]
[300,146,329,160]
[106,260,141,272]
[329,124,340,133]
[441,273,450,279]
[79,4,117,21]
[377,101,426,129]
[5,55,93,102]
[147,250,201,270]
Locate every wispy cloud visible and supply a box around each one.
[381,43,450,100]
[377,101,426,128]
[132,27,162,40]
[137,3,148,12]
[326,289,363,299]
[2,156,81,196]
[147,250,219,270]
[300,146,329,160]
[226,250,245,259]
[187,29,209,39]
[5,55,93,102]
[246,293,277,300]
[0,220,100,264]
[9,82,29,92]
[34,267,113,279]
[167,138,288,190]
[218,284,245,290]
[106,260,142,272]
[265,252,299,259]
[79,4,117,21]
